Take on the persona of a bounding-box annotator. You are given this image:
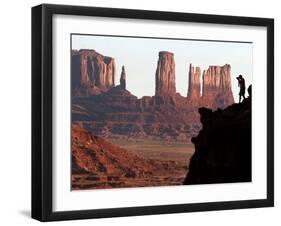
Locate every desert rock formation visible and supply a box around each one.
[155,51,176,96]
[187,64,201,104]
[120,65,126,90]
[201,64,234,109]
[72,49,116,96]
[72,49,237,142]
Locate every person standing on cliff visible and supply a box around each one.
[236,75,246,103]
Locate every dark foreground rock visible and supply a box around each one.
[184,91,251,185]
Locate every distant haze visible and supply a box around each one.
[72,34,253,103]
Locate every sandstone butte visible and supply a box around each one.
[72,49,116,96]
[201,64,234,109]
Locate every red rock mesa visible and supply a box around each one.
[201,64,234,109]
[72,49,116,96]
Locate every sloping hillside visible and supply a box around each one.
[72,124,187,189]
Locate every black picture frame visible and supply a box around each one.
[32,3,274,222]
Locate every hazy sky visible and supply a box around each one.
[72,34,253,102]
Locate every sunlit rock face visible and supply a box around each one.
[155,51,176,96]
[201,64,234,109]
[187,64,201,105]
[72,49,116,96]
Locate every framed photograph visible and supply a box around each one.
[32,4,274,221]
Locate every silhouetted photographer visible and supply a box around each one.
[236,75,246,103]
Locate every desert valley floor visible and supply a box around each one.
[72,124,195,190]
[109,139,194,162]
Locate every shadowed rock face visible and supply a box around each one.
[72,49,116,96]
[155,51,176,96]
[187,64,201,103]
[201,64,234,109]
[184,89,251,185]
[120,65,126,90]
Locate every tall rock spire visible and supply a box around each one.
[155,51,176,96]
[120,65,126,90]
[202,64,234,109]
[187,63,201,102]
